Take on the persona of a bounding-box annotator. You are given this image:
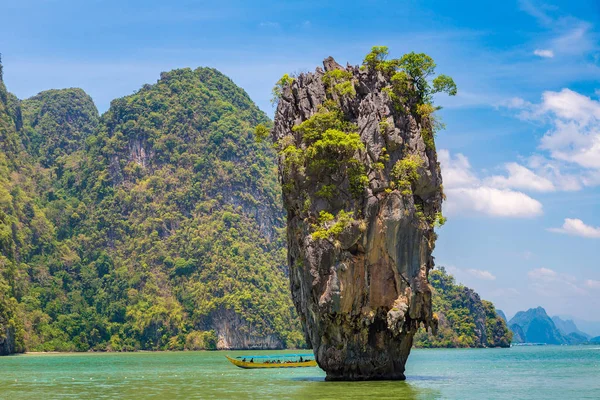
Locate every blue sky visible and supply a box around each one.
[1,0,600,323]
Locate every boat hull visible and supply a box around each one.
[226,356,317,369]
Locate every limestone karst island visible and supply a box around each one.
[1,1,600,399]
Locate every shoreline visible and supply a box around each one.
[11,343,595,356]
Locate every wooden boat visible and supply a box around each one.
[226,354,317,369]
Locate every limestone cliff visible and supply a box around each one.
[413,267,512,348]
[272,50,451,380]
[0,326,15,356]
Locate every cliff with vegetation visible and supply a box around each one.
[414,267,512,348]
[1,54,509,356]
[0,61,303,353]
[0,65,26,355]
[271,47,455,380]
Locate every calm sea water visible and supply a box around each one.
[1,346,599,399]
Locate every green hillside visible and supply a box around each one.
[1,60,513,354]
[0,65,303,352]
[414,267,512,348]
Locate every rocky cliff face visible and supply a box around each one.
[210,309,284,350]
[272,56,444,380]
[414,267,512,348]
[0,326,15,356]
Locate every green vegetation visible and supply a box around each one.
[254,123,270,143]
[271,74,295,106]
[391,154,423,196]
[20,89,99,167]
[1,50,466,354]
[277,100,367,204]
[414,267,512,348]
[362,46,457,150]
[311,210,355,241]
[0,64,303,352]
[322,69,356,97]
[0,72,27,354]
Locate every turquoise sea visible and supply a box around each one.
[1,346,599,399]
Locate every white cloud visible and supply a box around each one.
[534,49,554,58]
[548,218,600,238]
[446,187,543,218]
[540,88,600,123]
[552,22,597,56]
[437,150,478,188]
[528,267,557,280]
[465,269,497,281]
[528,267,588,296]
[486,162,555,192]
[585,280,600,289]
[503,89,600,193]
[439,150,543,218]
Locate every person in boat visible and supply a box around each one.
[250,358,254,363]
[299,356,303,362]
[242,358,246,362]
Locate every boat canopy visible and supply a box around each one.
[234,354,313,359]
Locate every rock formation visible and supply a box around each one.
[272,52,449,380]
[0,325,16,356]
[509,307,568,344]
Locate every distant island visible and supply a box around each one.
[414,267,512,348]
[508,307,600,345]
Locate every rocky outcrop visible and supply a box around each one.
[210,308,285,350]
[0,325,15,356]
[460,287,488,346]
[496,309,507,322]
[272,57,444,380]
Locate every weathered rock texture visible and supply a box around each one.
[0,326,16,356]
[272,57,443,380]
[211,309,285,350]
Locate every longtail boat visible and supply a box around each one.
[226,354,317,369]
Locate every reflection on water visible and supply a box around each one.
[292,379,440,400]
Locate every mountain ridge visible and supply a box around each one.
[509,307,593,345]
[0,64,304,353]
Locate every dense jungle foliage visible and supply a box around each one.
[414,267,512,348]
[0,64,303,352]
[0,54,507,353]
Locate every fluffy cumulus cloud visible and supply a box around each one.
[438,150,543,218]
[548,218,600,238]
[533,49,554,58]
[503,89,600,194]
[485,162,555,192]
